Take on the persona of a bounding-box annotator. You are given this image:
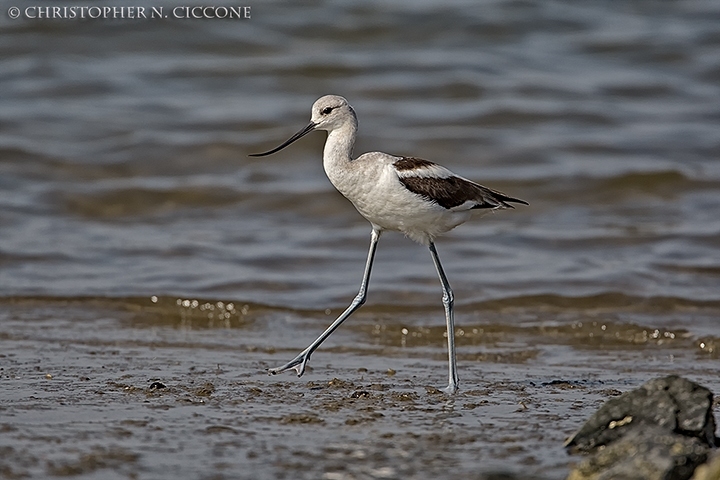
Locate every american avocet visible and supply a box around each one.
[250,95,527,394]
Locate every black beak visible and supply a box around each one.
[249,122,317,157]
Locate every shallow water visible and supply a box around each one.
[1,0,720,478]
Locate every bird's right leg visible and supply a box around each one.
[268,228,382,377]
[428,241,459,394]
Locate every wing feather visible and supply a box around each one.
[393,157,528,210]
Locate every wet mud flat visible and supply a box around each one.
[1,296,719,479]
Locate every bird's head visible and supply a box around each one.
[249,95,355,157]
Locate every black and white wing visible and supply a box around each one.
[393,157,528,211]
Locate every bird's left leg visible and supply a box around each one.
[268,228,382,377]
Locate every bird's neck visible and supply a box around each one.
[322,120,359,194]
[323,121,357,167]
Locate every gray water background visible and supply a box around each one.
[1,1,720,478]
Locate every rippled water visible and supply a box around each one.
[1,0,720,478]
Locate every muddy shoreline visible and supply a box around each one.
[2,297,719,479]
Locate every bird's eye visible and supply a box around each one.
[321,106,333,115]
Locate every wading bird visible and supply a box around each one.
[250,95,527,393]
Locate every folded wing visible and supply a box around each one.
[393,157,528,211]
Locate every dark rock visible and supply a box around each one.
[566,375,717,454]
[568,426,710,480]
[566,376,718,480]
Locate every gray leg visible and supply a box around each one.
[429,242,459,394]
[269,228,382,377]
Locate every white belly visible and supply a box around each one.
[326,156,471,244]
